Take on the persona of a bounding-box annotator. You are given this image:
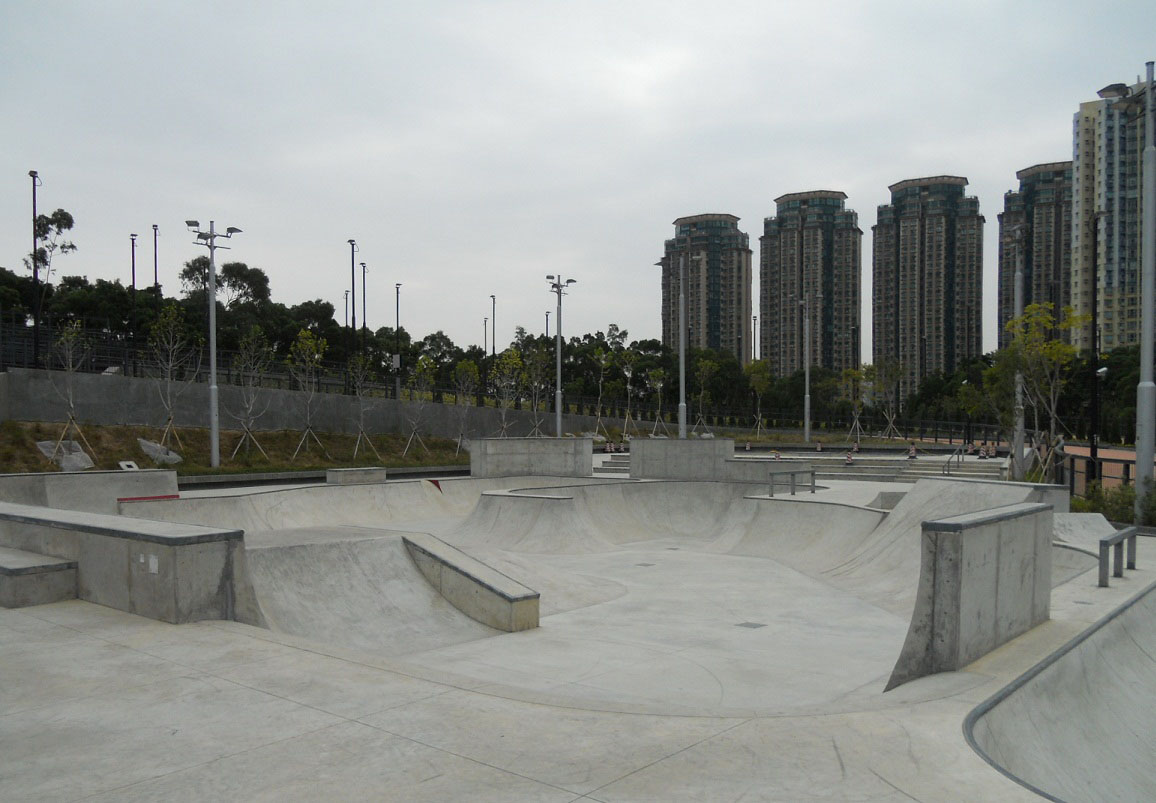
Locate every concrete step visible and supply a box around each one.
[0,546,77,608]
[594,465,630,474]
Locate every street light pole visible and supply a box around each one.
[347,239,357,359]
[802,294,811,443]
[545,310,550,338]
[490,294,496,356]
[547,275,576,437]
[1090,212,1103,482]
[679,254,688,438]
[29,170,41,367]
[130,233,138,372]
[360,262,367,355]
[1013,226,1026,480]
[152,224,159,290]
[187,219,241,468]
[1137,60,1156,520]
[395,283,402,399]
[752,315,758,361]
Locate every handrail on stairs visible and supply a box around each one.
[942,444,965,476]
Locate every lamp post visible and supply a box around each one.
[152,224,159,290]
[343,289,349,328]
[186,219,241,468]
[545,310,550,338]
[752,315,758,361]
[360,262,367,355]
[801,294,811,443]
[347,239,358,360]
[484,317,488,351]
[1090,211,1104,483]
[129,233,138,371]
[1139,61,1155,519]
[29,170,41,367]
[656,253,693,439]
[395,283,402,399]
[547,275,576,437]
[1012,225,1026,481]
[490,294,496,356]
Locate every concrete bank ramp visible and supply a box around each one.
[244,529,498,655]
[968,582,1156,801]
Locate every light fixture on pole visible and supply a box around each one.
[152,224,159,290]
[753,315,758,361]
[1137,61,1155,518]
[187,219,241,468]
[658,253,692,439]
[29,170,41,367]
[395,283,402,399]
[360,262,367,354]
[490,294,496,356]
[547,275,576,437]
[343,289,350,328]
[347,239,358,360]
[130,233,138,370]
[545,310,550,338]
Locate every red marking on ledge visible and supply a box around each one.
[116,494,180,503]
[428,480,442,493]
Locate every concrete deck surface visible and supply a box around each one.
[2,475,1151,800]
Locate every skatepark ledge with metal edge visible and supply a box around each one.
[0,438,1152,801]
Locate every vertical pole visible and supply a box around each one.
[678,253,687,439]
[1136,60,1156,521]
[803,294,811,443]
[348,240,357,359]
[130,234,137,375]
[555,281,563,437]
[1090,214,1101,482]
[491,294,496,356]
[29,171,39,367]
[361,262,367,356]
[1013,227,1025,480]
[545,310,549,338]
[208,221,220,468]
[152,224,159,289]
[752,315,758,361]
[395,283,402,399]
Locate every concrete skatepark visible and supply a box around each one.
[1,438,1153,800]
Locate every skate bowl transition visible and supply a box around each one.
[116,474,1071,716]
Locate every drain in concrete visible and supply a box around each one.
[736,622,767,629]
[635,562,656,567]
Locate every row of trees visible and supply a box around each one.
[9,207,1131,452]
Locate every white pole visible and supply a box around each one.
[1136,60,1155,520]
[208,220,220,468]
[1013,226,1025,480]
[555,280,563,438]
[678,253,687,438]
[803,294,811,443]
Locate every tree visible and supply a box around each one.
[490,348,523,437]
[219,263,271,308]
[693,358,717,434]
[26,208,77,366]
[619,349,640,438]
[148,303,203,451]
[288,329,329,459]
[840,366,866,444]
[47,320,96,463]
[1005,302,1089,476]
[229,325,273,460]
[520,341,552,437]
[744,359,773,438]
[403,354,437,455]
[865,358,904,439]
[452,359,480,453]
[648,367,671,436]
[348,353,382,461]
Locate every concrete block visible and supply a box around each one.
[0,546,76,607]
[887,502,1053,690]
[403,531,539,631]
[326,467,388,485]
[470,438,593,478]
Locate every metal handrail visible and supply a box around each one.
[942,443,966,475]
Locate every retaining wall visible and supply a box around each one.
[470,437,593,478]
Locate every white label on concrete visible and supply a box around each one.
[148,554,158,574]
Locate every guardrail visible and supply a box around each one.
[1099,526,1139,588]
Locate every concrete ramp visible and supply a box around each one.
[244,530,498,656]
[968,581,1156,801]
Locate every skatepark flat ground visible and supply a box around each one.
[3,475,1153,800]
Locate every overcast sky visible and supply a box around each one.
[2,1,1154,360]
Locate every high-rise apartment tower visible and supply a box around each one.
[997,162,1073,350]
[1071,80,1149,352]
[759,191,861,377]
[872,176,984,403]
[659,214,752,365]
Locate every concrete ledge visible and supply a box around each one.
[0,546,77,607]
[470,437,593,478]
[403,531,539,631]
[887,502,1052,690]
[0,501,242,623]
[0,469,178,514]
[326,467,388,485]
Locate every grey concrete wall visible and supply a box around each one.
[470,438,594,478]
[0,367,612,441]
[403,531,539,631]
[886,502,1053,690]
[629,438,736,480]
[0,502,241,624]
[0,469,177,514]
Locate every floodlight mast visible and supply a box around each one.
[187,219,241,468]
